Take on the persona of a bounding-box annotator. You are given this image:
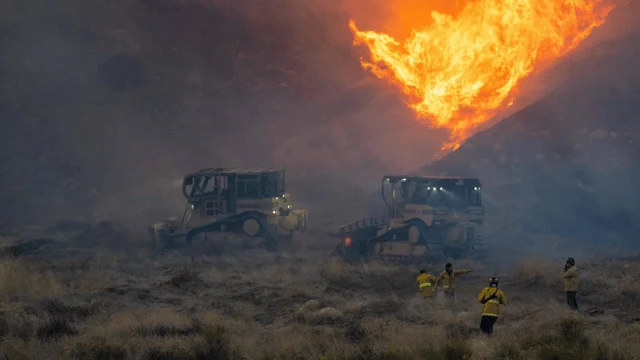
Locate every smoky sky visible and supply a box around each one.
[0,0,638,228]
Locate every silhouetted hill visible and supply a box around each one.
[420,35,640,250]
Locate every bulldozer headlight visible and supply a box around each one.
[272,210,278,215]
[344,236,352,247]
[287,204,292,209]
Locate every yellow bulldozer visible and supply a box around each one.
[149,167,308,253]
[334,175,487,262]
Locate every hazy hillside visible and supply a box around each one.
[0,0,446,228]
[1,0,639,237]
[420,35,640,252]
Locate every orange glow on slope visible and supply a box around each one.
[350,0,615,150]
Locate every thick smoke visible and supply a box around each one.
[0,0,447,228]
[0,0,638,232]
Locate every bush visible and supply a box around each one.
[518,317,632,360]
[135,323,199,337]
[323,339,472,360]
[592,342,632,360]
[492,343,524,360]
[344,322,367,344]
[0,338,31,360]
[532,318,589,360]
[41,298,97,319]
[36,316,78,339]
[71,336,127,360]
[556,318,589,348]
[190,324,239,360]
[0,259,60,300]
[263,351,307,360]
[536,344,590,360]
[145,347,195,360]
[438,339,473,360]
[167,268,201,287]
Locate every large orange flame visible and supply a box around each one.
[350,0,615,150]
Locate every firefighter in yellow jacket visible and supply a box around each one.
[478,277,507,335]
[416,269,437,297]
[435,263,473,298]
[563,257,579,311]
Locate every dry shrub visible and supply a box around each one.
[599,273,640,308]
[0,259,61,300]
[317,338,472,360]
[295,299,321,322]
[0,305,38,341]
[186,324,239,360]
[95,307,198,339]
[0,338,32,360]
[344,322,367,344]
[620,323,640,342]
[518,317,633,360]
[144,346,196,360]
[36,316,78,340]
[592,342,631,360]
[491,342,524,360]
[41,298,98,319]
[73,312,238,360]
[516,258,563,289]
[260,325,318,356]
[71,336,127,360]
[444,322,479,340]
[438,338,474,360]
[262,351,308,360]
[166,267,202,287]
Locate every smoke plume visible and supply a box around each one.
[0,0,638,230]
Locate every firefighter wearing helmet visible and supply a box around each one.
[477,276,507,335]
[563,257,579,311]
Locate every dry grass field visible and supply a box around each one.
[0,223,639,360]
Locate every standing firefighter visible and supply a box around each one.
[563,257,579,311]
[435,263,472,298]
[478,277,507,335]
[416,269,437,298]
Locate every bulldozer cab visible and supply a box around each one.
[182,168,287,224]
[381,175,483,224]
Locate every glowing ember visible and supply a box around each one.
[350,0,615,150]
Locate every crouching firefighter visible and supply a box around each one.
[416,269,437,298]
[478,277,507,335]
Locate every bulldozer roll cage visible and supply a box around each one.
[335,174,487,262]
[150,167,308,254]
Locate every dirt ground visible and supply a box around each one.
[0,222,639,360]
